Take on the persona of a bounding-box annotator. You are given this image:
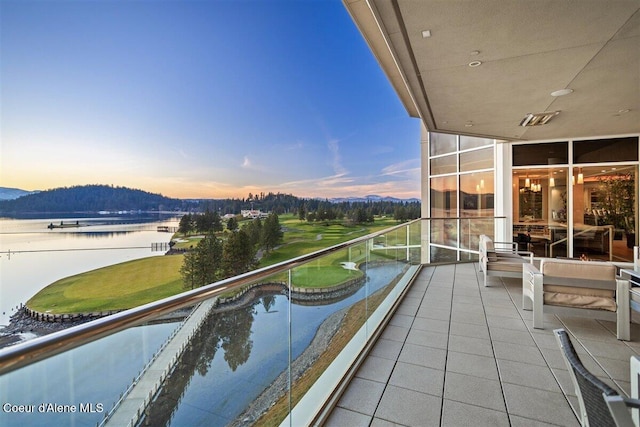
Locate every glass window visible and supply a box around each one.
[429,133,457,156]
[573,165,637,261]
[460,171,494,217]
[430,154,457,175]
[513,142,568,166]
[460,135,492,150]
[430,219,457,247]
[430,176,457,217]
[512,168,568,258]
[430,246,458,263]
[460,147,493,172]
[573,137,639,163]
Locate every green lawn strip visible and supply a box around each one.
[27,255,184,314]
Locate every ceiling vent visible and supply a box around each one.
[519,111,560,127]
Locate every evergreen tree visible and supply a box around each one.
[222,229,257,277]
[261,212,283,252]
[212,211,223,232]
[178,214,194,235]
[180,246,200,289]
[245,218,263,248]
[227,217,238,231]
[195,233,223,286]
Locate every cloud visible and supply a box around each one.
[242,156,252,168]
[327,138,347,176]
[380,159,420,177]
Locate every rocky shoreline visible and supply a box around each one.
[0,307,94,349]
[230,306,348,426]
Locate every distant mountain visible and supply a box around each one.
[0,184,189,214]
[0,187,40,201]
[329,195,420,204]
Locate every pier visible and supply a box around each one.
[103,298,218,427]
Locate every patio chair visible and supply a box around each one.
[478,234,533,287]
[524,259,630,340]
[554,328,619,427]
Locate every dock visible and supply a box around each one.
[103,297,218,427]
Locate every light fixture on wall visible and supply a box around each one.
[577,168,584,184]
[525,174,530,188]
[549,177,555,187]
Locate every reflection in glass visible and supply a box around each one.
[430,219,457,247]
[461,218,494,251]
[460,171,494,217]
[513,168,568,258]
[574,137,639,163]
[460,147,493,172]
[460,135,492,150]
[430,246,457,263]
[430,176,457,217]
[429,133,457,156]
[572,165,637,262]
[513,142,568,166]
[430,154,457,175]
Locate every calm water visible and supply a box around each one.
[0,217,407,426]
[0,215,178,326]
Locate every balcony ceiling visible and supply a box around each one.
[344,0,640,141]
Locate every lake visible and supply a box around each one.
[0,215,179,326]
[0,215,407,426]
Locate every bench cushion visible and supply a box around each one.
[487,257,528,273]
[540,259,617,312]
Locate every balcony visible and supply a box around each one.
[326,263,640,426]
[1,220,639,426]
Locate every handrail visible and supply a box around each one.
[0,219,420,376]
[426,216,507,220]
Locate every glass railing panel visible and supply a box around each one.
[1,220,422,427]
[286,243,369,426]
[135,274,291,427]
[0,317,180,427]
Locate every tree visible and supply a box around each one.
[211,211,223,232]
[195,233,223,286]
[261,213,283,252]
[180,246,200,289]
[180,233,222,289]
[227,216,238,231]
[244,218,263,248]
[222,229,257,277]
[178,214,194,235]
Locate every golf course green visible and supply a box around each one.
[27,215,404,314]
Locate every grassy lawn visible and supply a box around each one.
[27,215,407,313]
[27,255,185,314]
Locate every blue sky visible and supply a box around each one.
[0,0,421,199]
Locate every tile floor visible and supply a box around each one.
[325,262,640,426]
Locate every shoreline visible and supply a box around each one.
[0,307,94,349]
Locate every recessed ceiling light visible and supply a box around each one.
[465,122,473,127]
[470,50,480,56]
[618,109,630,114]
[468,61,482,67]
[550,88,573,97]
[421,30,431,38]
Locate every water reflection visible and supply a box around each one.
[137,263,405,427]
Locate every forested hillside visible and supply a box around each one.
[0,185,421,220]
[0,185,189,213]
